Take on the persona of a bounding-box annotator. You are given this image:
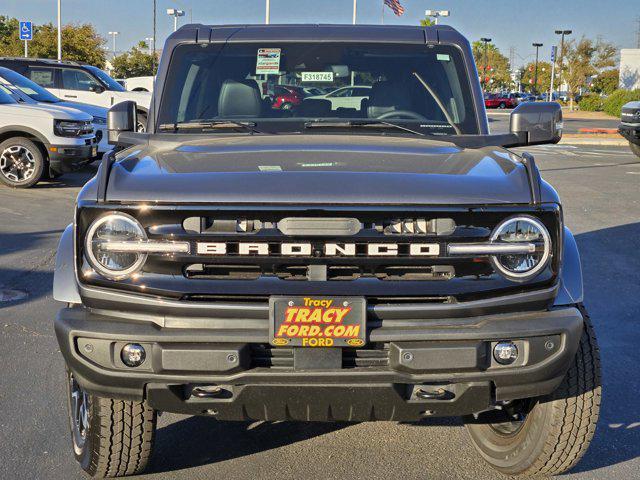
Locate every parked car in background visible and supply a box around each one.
[0,83,95,188]
[124,76,154,92]
[484,92,517,109]
[0,57,151,131]
[619,100,640,158]
[0,67,108,156]
[271,84,306,110]
[308,85,372,110]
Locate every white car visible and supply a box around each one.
[0,58,151,131]
[0,67,109,156]
[124,76,154,92]
[0,84,96,188]
[308,85,372,110]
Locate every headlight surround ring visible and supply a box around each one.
[489,215,551,281]
[84,212,147,280]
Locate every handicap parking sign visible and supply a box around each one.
[19,21,32,41]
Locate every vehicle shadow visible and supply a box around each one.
[33,164,97,189]
[148,417,349,474]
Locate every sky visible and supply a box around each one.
[3,0,639,68]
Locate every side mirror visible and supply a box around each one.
[90,84,105,94]
[107,101,137,144]
[509,102,562,146]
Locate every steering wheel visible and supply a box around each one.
[376,110,429,121]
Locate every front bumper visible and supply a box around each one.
[619,123,640,145]
[55,304,583,421]
[48,141,97,173]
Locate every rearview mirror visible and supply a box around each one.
[107,101,137,144]
[509,102,562,146]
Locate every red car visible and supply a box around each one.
[271,85,305,110]
[484,93,517,109]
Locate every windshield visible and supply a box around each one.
[85,66,126,91]
[0,85,18,104]
[157,42,478,135]
[0,67,60,103]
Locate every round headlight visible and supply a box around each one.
[85,213,147,279]
[490,216,551,280]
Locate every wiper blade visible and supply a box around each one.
[304,120,424,136]
[158,120,261,134]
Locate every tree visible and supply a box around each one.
[561,37,617,109]
[590,69,619,95]
[419,18,434,27]
[0,16,105,66]
[111,41,158,78]
[521,61,552,94]
[471,40,512,90]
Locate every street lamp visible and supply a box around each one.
[481,37,492,91]
[553,29,572,97]
[166,8,185,32]
[532,42,543,95]
[108,31,119,57]
[424,9,450,25]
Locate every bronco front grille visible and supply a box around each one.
[250,343,390,369]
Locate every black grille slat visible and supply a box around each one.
[250,344,390,369]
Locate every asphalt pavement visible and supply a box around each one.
[1,144,639,479]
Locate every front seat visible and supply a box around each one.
[218,79,263,117]
[367,81,413,118]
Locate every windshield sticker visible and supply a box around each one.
[256,48,281,75]
[437,53,451,62]
[301,72,335,83]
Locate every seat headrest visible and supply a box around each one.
[218,79,262,117]
[367,81,412,118]
[298,98,332,117]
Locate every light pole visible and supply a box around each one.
[553,30,572,97]
[481,37,492,91]
[532,42,543,95]
[145,37,154,55]
[108,31,119,57]
[57,0,62,60]
[424,9,450,25]
[166,8,185,32]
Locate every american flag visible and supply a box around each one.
[384,0,405,16]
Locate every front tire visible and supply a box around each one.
[0,137,44,188]
[66,370,157,477]
[464,305,601,476]
[629,142,640,158]
[136,112,148,132]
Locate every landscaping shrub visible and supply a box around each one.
[578,94,604,111]
[603,89,640,117]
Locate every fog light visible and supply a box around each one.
[121,343,146,367]
[493,342,518,365]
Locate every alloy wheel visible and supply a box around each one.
[69,373,90,453]
[0,145,36,183]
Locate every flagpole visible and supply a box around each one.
[352,0,357,24]
[381,0,385,24]
[265,0,270,24]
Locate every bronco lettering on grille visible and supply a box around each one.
[195,242,440,257]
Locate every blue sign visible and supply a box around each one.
[19,21,32,41]
[551,45,557,62]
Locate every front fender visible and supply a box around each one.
[554,226,583,306]
[53,223,81,304]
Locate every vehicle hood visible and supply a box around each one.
[3,102,92,121]
[57,101,108,121]
[105,135,534,205]
[112,89,151,108]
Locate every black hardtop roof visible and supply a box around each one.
[165,23,465,46]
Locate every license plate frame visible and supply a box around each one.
[269,296,366,348]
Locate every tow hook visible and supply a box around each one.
[415,387,449,400]
[191,385,224,398]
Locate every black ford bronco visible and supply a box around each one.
[53,24,601,477]
[619,100,640,158]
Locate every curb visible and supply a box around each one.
[559,137,628,146]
